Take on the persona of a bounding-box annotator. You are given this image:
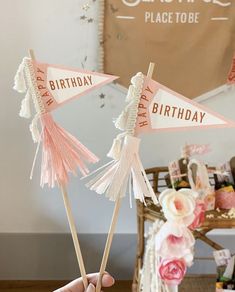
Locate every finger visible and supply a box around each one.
[88,272,115,288]
[56,273,115,292]
[86,283,95,292]
[60,273,98,292]
[57,277,85,292]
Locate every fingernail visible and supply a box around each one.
[102,274,115,285]
[86,283,95,292]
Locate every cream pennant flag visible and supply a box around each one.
[135,76,235,135]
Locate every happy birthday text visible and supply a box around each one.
[49,76,93,91]
[137,85,206,128]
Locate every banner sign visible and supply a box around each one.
[102,0,235,98]
[135,76,235,135]
[33,61,118,112]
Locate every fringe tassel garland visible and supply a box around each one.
[86,135,157,204]
[14,57,99,188]
[139,220,168,292]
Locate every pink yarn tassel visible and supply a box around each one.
[40,113,99,188]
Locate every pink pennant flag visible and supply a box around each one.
[33,61,118,112]
[135,76,235,135]
[14,57,118,188]
[227,53,235,85]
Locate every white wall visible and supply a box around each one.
[0,0,235,234]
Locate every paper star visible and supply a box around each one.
[99,93,105,99]
[81,56,88,69]
[110,4,118,13]
[82,4,90,11]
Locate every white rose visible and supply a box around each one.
[155,221,195,266]
[159,188,196,226]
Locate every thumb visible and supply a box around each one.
[86,283,96,292]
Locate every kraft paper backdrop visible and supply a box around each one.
[101,0,235,99]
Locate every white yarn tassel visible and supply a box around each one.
[30,114,41,143]
[19,90,31,118]
[86,135,157,204]
[13,59,27,93]
[14,57,45,145]
[115,72,144,132]
[126,85,135,102]
[115,110,128,131]
[107,137,122,160]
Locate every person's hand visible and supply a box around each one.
[55,272,115,292]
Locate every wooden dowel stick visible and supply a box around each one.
[28,49,88,290]
[29,49,36,61]
[147,62,155,79]
[96,63,155,292]
[60,184,88,289]
[95,198,122,292]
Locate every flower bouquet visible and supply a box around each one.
[155,188,206,287]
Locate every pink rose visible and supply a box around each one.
[159,258,187,286]
[189,200,206,230]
